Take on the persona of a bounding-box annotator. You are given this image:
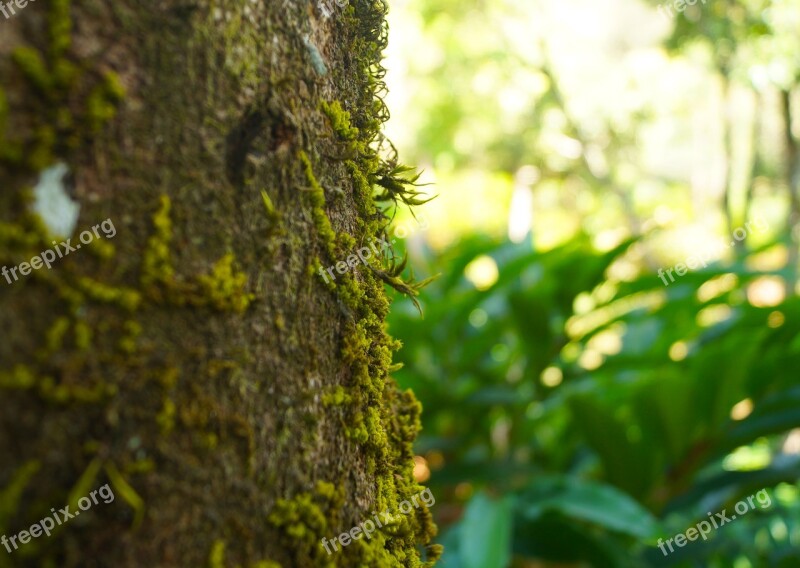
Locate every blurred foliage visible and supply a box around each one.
[389,236,800,567]
[383,0,800,566]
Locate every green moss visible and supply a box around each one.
[0,365,37,389]
[76,276,141,311]
[267,485,340,567]
[67,458,102,513]
[299,150,324,195]
[86,71,126,133]
[2,0,127,173]
[0,364,114,405]
[204,433,218,450]
[0,0,439,564]
[196,254,254,313]
[141,198,254,313]
[268,494,323,539]
[38,375,114,404]
[260,189,280,224]
[0,220,43,249]
[7,42,60,167]
[118,319,142,354]
[125,458,156,475]
[320,100,359,142]
[0,461,41,537]
[287,3,441,565]
[11,47,52,93]
[315,481,336,501]
[156,367,178,436]
[346,420,369,445]
[299,150,338,261]
[159,367,180,390]
[48,0,72,59]
[209,540,226,568]
[28,125,57,170]
[336,232,355,251]
[52,58,78,90]
[364,406,388,452]
[104,463,145,529]
[101,70,126,101]
[74,320,92,350]
[321,386,350,407]
[88,235,116,260]
[156,398,176,435]
[45,316,71,352]
[141,195,175,293]
[179,397,211,430]
[311,257,336,291]
[0,140,22,163]
[86,90,117,131]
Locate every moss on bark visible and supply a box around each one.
[0,0,439,566]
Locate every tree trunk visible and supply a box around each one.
[0,1,438,566]
[781,88,800,292]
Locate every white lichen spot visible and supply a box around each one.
[31,162,80,238]
[303,35,328,76]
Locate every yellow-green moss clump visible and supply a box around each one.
[11,47,52,93]
[0,364,114,404]
[140,196,254,313]
[104,463,145,529]
[321,386,350,407]
[196,253,254,313]
[267,481,343,567]
[86,71,127,133]
[299,150,338,262]
[141,195,175,293]
[320,100,359,143]
[260,188,283,237]
[48,0,72,58]
[76,276,141,312]
[209,540,226,568]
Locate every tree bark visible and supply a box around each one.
[0,1,438,566]
[781,88,800,292]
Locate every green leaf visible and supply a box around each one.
[459,491,514,568]
[519,476,661,540]
[513,513,634,567]
[567,394,656,497]
[718,387,800,455]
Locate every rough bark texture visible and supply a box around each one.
[0,1,438,566]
